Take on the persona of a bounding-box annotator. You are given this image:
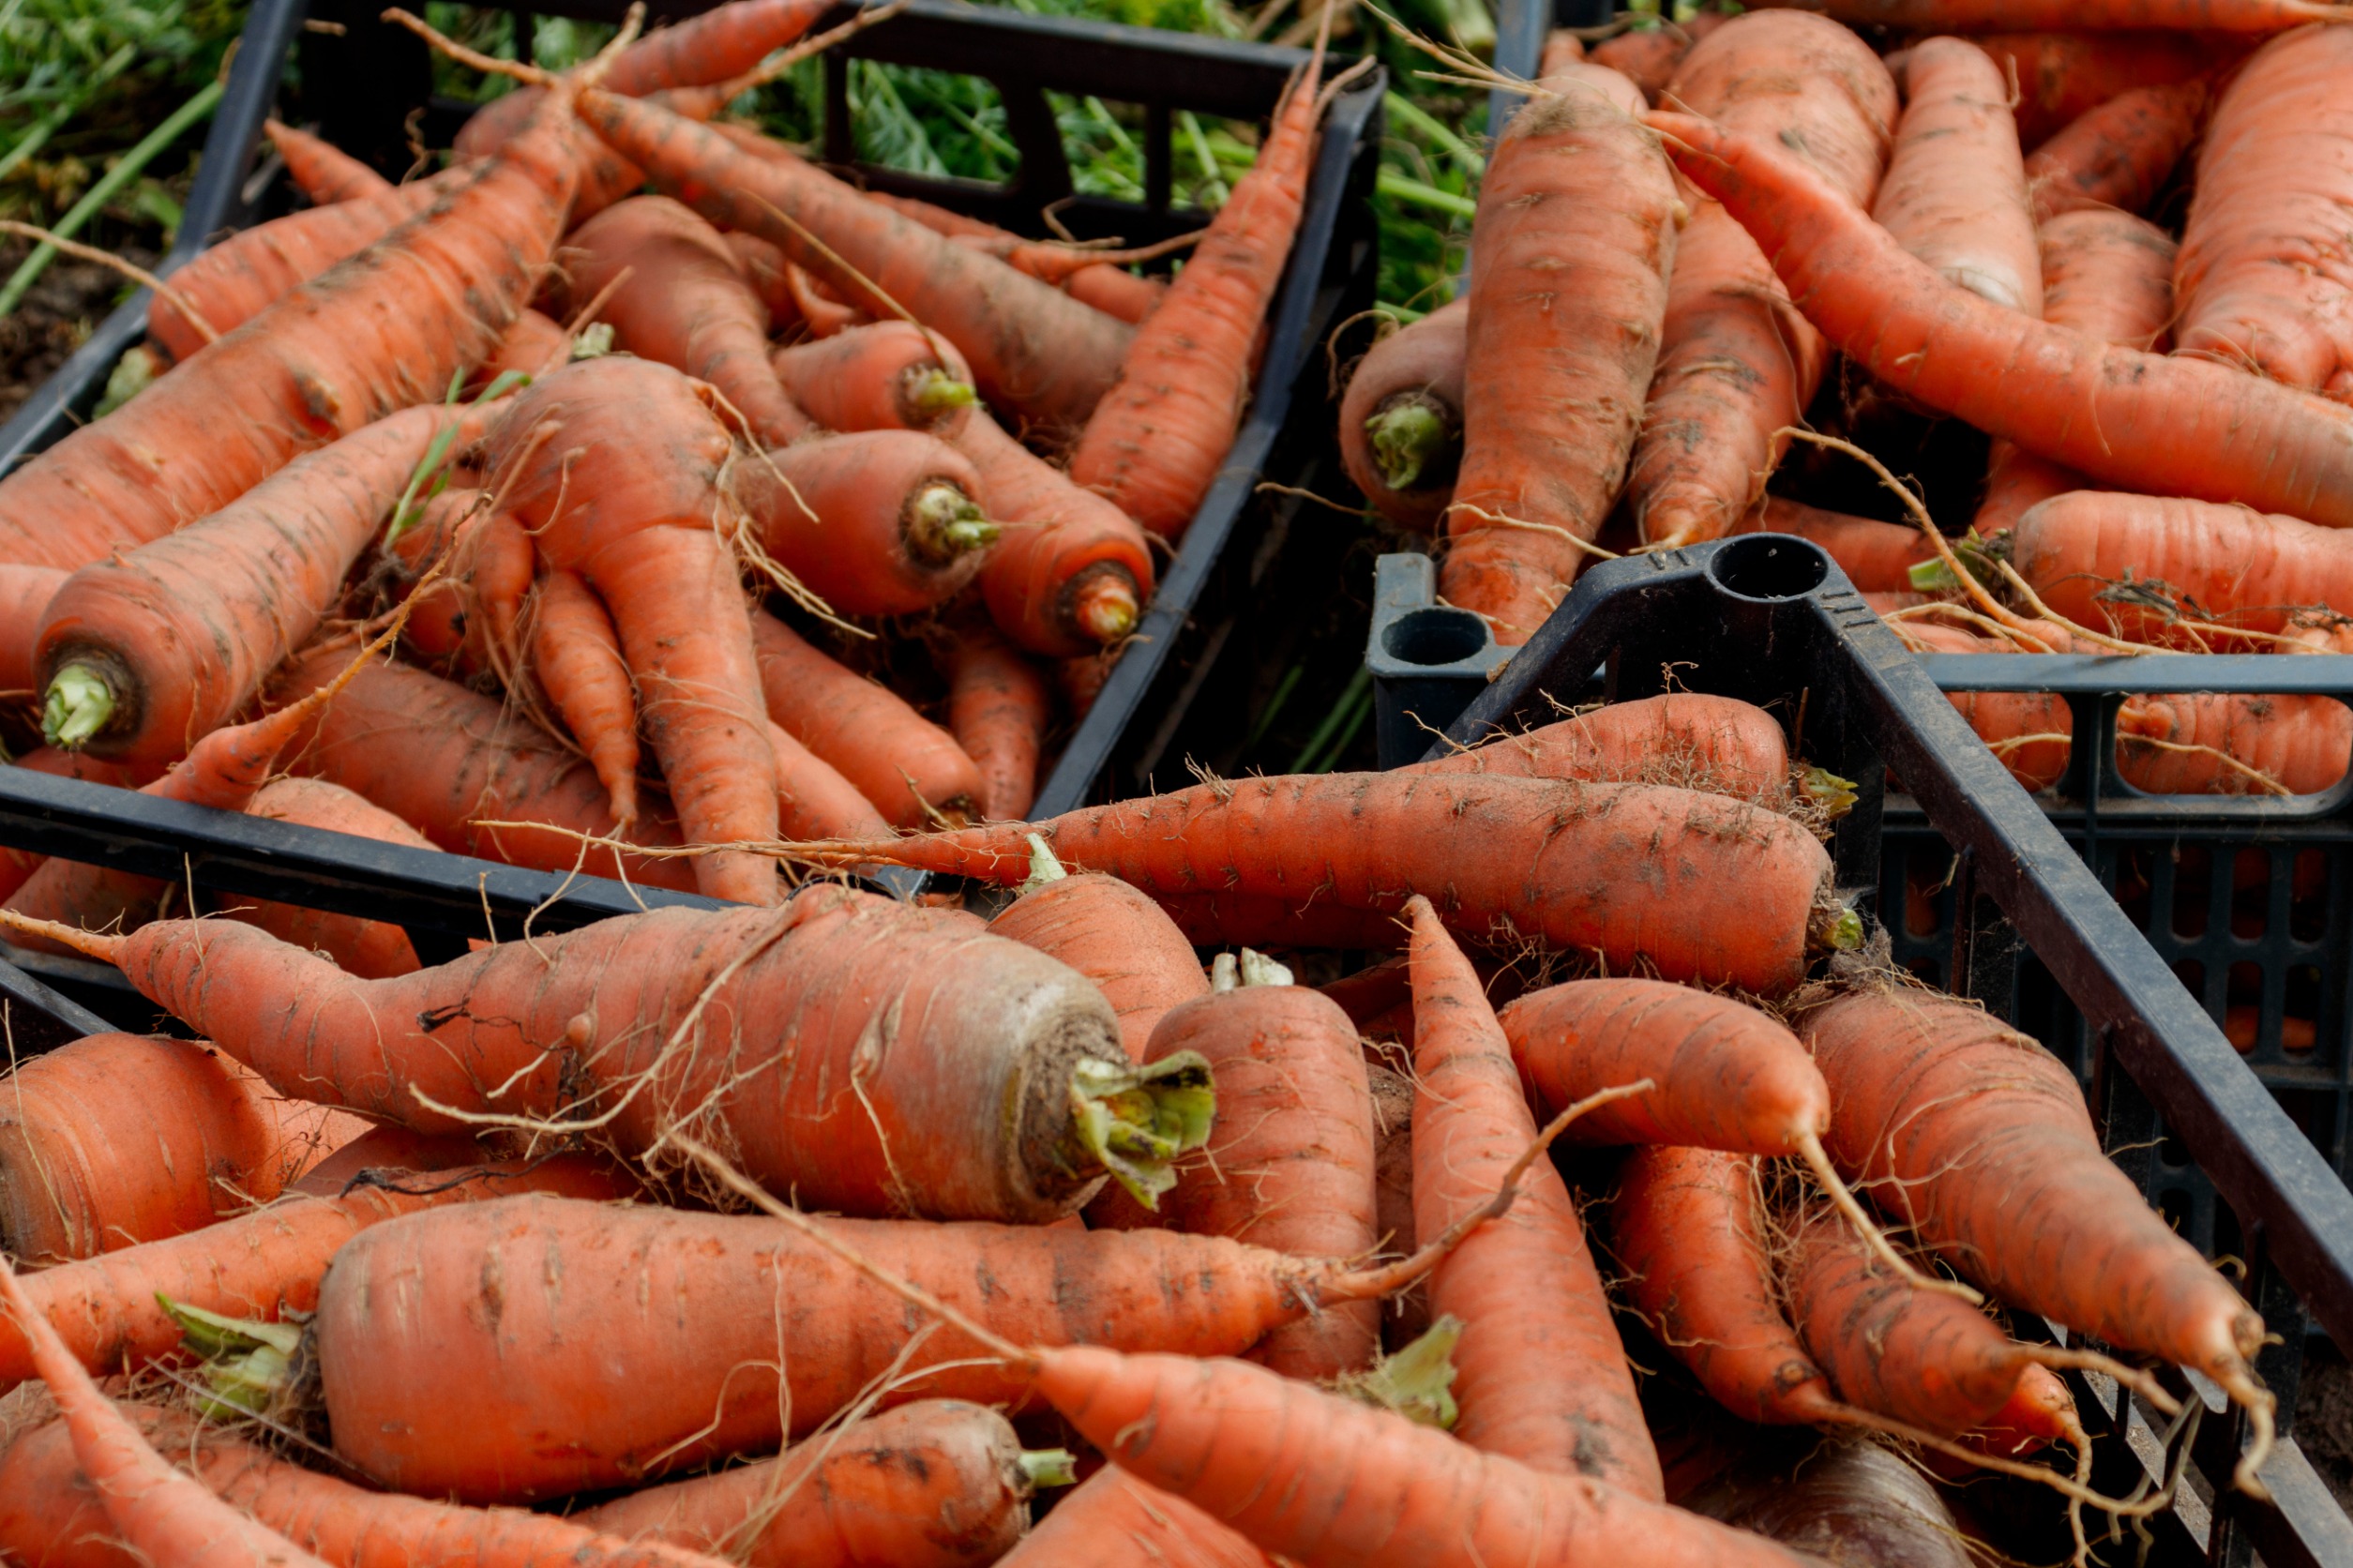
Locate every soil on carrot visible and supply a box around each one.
[0,242,147,422]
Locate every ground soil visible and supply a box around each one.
[0,241,153,424]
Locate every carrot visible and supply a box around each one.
[564,194,813,445]
[761,718,895,838]
[2024,80,2207,220]
[1337,298,1466,534]
[859,188,1170,325]
[1538,28,1586,75]
[1800,987,2275,1489]
[1882,618,2075,791]
[1970,208,2178,535]
[567,1400,1046,1568]
[472,306,568,389]
[576,91,1133,430]
[1645,110,2353,527]
[0,749,157,906]
[14,884,1215,1227]
[290,1187,1444,1502]
[734,429,996,616]
[724,230,801,333]
[35,401,472,764]
[1064,31,1338,538]
[264,118,395,204]
[0,1254,333,1568]
[0,81,577,574]
[1089,950,1379,1381]
[749,609,977,828]
[996,1465,1270,1567]
[2175,23,2353,401]
[482,355,780,904]
[1751,1,2332,36]
[0,1032,366,1265]
[942,619,1051,821]
[787,772,1848,991]
[956,410,1153,656]
[986,838,1208,1061]
[373,486,484,671]
[1874,38,2041,315]
[1611,1145,1837,1425]
[1588,22,1701,104]
[1730,497,1931,595]
[229,776,438,978]
[1443,66,1679,641]
[1627,13,1895,550]
[528,568,642,828]
[0,564,64,701]
[769,320,978,435]
[0,1405,736,1568]
[566,83,739,226]
[1404,897,1661,1496]
[2118,690,2352,794]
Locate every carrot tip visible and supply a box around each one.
[41,663,115,749]
[1065,1049,1216,1209]
[1333,1313,1462,1430]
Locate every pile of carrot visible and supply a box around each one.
[1341,1,2353,805]
[0,0,2303,1559]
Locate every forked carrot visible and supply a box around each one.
[528,568,642,828]
[751,608,981,828]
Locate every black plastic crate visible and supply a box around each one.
[1403,534,2353,1567]
[0,0,1382,1018]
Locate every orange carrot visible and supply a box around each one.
[576,90,1133,430]
[1612,1145,1837,1425]
[1090,953,1380,1382]
[1065,38,1336,537]
[860,188,1169,324]
[1444,65,1679,641]
[34,401,472,765]
[482,355,779,903]
[265,118,394,204]
[723,230,800,333]
[2117,689,2352,794]
[564,194,812,445]
[0,82,577,572]
[735,429,996,618]
[942,619,1052,821]
[1589,20,1714,103]
[1945,28,2223,145]
[0,564,64,701]
[229,776,439,978]
[2024,81,2207,220]
[784,772,1848,992]
[1883,618,2075,791]
[994,1465,1270,1568]
[1644,110,2353,527]
[1538,28,1586,75]
[763,718,896,839]
[0,1404,736,1568]
[269,643,697,890]
[0,1250,333,1568]
[1873,38,2041,315]
[2175,23,2353,401]
[769,320,977,435]
[748,608,979,828]
[0,1032,367,1264]
[566,1401,1043,1568]
[986,838,1207,1061]
[1421,689,1793,807]
[529,568,641,827]
[1802,987,2274,1485]
[0,749,156,905]
[1754,2,2324,38]
[956,410,1153,656]
[1729,497,1931,595]
[1405,897,1661,1496]
[1628,12,1895,549]
[1338,298,1466,534]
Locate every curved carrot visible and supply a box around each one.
[1729,497,1930,596]
[577,90,1132,430]
[770,320,977,435]
[264,118,395,204]
[1444,65,1678,641]
[985,838,1208,1061]
[1612,1145,1837,1425]
[1628,12,1895,549]
[569,1400,1040,1568]
[752,608,980,828]
[529,569,641,828]
[2175,23,2353,401]
[1091,959,1380,1381]
[1885,618,2076,792]
[1802,987,2274,1488]
[2024,81,2207,221]
[1406,897,1660,1496]
[232,776,438,978]
[565,194,811,445]
[1873,38,2040,315]
[1065,39,1334,538]
[995,1465,1270,1567]
[784,772,1846,993]
[862,188,1169,324]
[942,620,1052,821]
[957,410,1152,657]
[2118,689,2352,794]
[0,81,575,571]
[1338,298,1466,534]
[737,429,996,616]
[483,355,779,903]
[35,401,468,764]
[0,1032,366,1265]
[1644,109,2353,527]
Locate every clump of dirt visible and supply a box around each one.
[2298,1341,2353,1514]
[0,240,154,423]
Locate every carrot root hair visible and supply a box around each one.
[1792,1133,1981,1306]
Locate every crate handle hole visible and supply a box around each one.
[1709,535,1830,602]
[1383,607,1488,668]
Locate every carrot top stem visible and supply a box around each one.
[1802,766,1859,819]
[1333,1313,1463,1429]
[1810,902,1863,952]
[41,663,113,748]
[1368,397,1455,490]
[909,483,1000,563]
[1019,1449,1081,1489]
[1066,1050,1216,1207]
[160,1297,303,1420]
[1019,832,1069,893]
[1069,569,1139,642]
[908,369,978,419]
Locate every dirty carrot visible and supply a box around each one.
[737,429,997,617]
[941,618,1052,821]
[752,607,981,828]
[2024,81,2207,221]
[1338,297,1466,535]
[985,837,1209,1061]
[956,409,1153,658]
